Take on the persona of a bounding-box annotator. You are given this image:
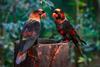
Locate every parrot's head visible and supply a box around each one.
[52,8,65,21]
[37,8,46,18]
[32,8,46,18]
[29,9,46,21]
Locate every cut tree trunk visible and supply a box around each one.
[14,40,75,67]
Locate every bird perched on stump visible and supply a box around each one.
[52,8,87,57]
[16,9,46,66]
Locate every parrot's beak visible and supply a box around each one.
[52,13,58,19]
[41,12,46,18]
[38,8,46,18]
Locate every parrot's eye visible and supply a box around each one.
[54,11,59,14]
[54,10,62,15]
[41,11,45,15]
[39,11,45,16]
[37,8,45,16]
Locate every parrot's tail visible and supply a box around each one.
[80,39,87,46]
[16,52,27,64]
[75,45,83,56]
[28,47,40,67]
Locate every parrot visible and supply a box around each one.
[52,8,87,57]
[16,8,46,66]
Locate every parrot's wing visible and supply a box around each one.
[21,20,41,53]
[22,36,38,52]
[64,20,87,45]
[16,20,40,64]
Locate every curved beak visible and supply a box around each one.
[41,12,46,18]
[52,13,58,19]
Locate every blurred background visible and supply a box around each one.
[0,0,100,67]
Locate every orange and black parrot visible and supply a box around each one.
[52,8,87,56]
[16,9,46,66]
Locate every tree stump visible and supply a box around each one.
[14,41,75,67]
